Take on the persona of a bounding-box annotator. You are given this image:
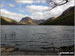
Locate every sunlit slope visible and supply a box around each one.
[20,17,36,25]
[0,16,18,25]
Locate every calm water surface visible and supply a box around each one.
[0,25,74,50]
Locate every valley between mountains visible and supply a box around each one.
[0,6,74,25]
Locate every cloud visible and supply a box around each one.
[1,9,26,21]
[27,5,49,12]
[30,0,74,20]
[15,0,33,4]
[1,0,74,21]
[26,5,49,19]
[0,4,2,9]
[44,6,64,19]
[34,0,46,3]
[0,3,4,9]
[32,12,44,20]
[16,8,25,13]
[8,4,15,7]
[41,0,46,3]
[15,0,46,4]
[44,0,75,19]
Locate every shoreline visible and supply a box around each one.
[1,45,59,55]
[1,45,74,55]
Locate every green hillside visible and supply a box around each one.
[0,16,18,25]
[40,7,74,25]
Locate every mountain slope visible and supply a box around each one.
[40,6,74,25]
[20,17,45,25]
[20,17,36,25]
[0,16,18,25]
[0,16,45,25]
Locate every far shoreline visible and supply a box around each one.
[0,25,74,26]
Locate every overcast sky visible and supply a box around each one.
[0,0,74,21]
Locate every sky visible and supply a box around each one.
[0,0,74,22]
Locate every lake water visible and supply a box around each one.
[0,25,74,51]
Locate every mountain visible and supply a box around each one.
[61,6,74,16]
[20,17,32,22]
[1,6,74,25]
[20,17,45,25]
[20,17,36,25]
[0,16,18,25]
[0,16,45,25]
[40,6,74,25]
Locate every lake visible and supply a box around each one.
[0,25,74,51]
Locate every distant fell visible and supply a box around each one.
[20,17,36,25]
[20,17,45,25]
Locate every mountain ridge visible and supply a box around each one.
[40,6,74,25]
[0,16,45,25]
[0,6,74,25]
[20,17,45,25]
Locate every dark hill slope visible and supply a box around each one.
[40,6,74,25]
